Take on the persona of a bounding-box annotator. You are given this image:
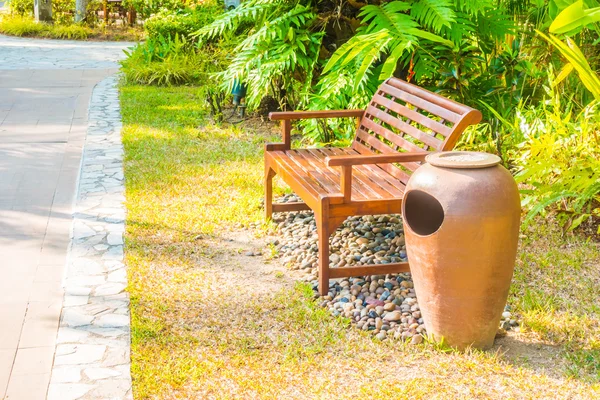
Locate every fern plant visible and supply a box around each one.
[195,0,322,110]
[189,0,524,145]
[322,0,515,96]
[322,1,454,89]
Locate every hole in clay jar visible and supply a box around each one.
[403,190,444,236]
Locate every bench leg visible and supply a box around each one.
[316,208,347,295]
[264,166,275,221]
[316,211,330,296]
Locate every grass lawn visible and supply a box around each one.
[120,84,600,399]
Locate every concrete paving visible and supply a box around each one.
[0,34,132,400]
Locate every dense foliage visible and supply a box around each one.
[120,0,600,232]
[144,6,221,40]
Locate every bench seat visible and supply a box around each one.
[268,148,406,202]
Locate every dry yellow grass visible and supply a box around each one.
[121,85,600,399]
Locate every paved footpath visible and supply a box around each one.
[0,35,133,399]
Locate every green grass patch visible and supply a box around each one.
[0,15,143,41]
[0,15,47,36]
[121,84,600,399]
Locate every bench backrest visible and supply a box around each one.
[352,77,482,184]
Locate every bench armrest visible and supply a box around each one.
[269,110,365,121]
[325,152,430,167]
[267,110,365,151]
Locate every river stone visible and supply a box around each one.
[356,238,369,245]
[365,297,385,307]
[383,311,402,322]
[411,334,423,345]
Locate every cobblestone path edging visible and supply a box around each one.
[47,76,132,400]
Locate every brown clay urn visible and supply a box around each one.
[402,151,521,350]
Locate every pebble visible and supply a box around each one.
[270,203,522,340]
[411,334,423,345]
[383,311,402,322]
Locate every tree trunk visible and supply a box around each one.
[75,0,88,23]
[34,0,52,22]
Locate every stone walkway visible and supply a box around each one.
[0,35,133,400]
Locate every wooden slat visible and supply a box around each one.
[267,159,323,212]
[321,148,395,197]
[352,133,413,184]
[272,202,312,213]
[269,151,328,203]
[324,148,402,199]
[330,198,403,217]
[356,127,398,154]
[342,147,408,196]
[361,116,424,155]
[357,120,422,173]
[329,262,410,278]
[302,149,374,200]
[325,151,431,167]
[380,83,461,123]
[313,148,385,200]
[286,150,343,197]
[379,163,411,185]
[372,93,452,138]
[269,109,365,120]
[365,104,443,149]
[352,140,375,155]
[352,165,404,199]
[357,163,408,195]
[387,77,471,116]
[439,109,482,151]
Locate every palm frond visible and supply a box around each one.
[410,0,456,33]
[194,0,287,42]
[441,13,475,44]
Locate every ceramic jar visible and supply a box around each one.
[402,151,521,350]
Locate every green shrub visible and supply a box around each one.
[121,33,229,86]
[487,78,600,232]
[0,15,48,36]
[123,0,190,20]
[121,34,202,85]
[47,24,91,39]
[123,59,201,85]
[52,0,76,24]
[144,6,221,41]
[7,0,34,17]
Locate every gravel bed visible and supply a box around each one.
[270,194,519,342]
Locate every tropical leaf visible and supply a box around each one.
[322,30,392,74]
[553,62,574,86]
[194,0,286,42]
[549,0,600,34]
[538,30,600,99]
[410,0,456,33]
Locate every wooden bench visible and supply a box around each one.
[265,78,482,295]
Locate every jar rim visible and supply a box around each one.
[426,151,501,169]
